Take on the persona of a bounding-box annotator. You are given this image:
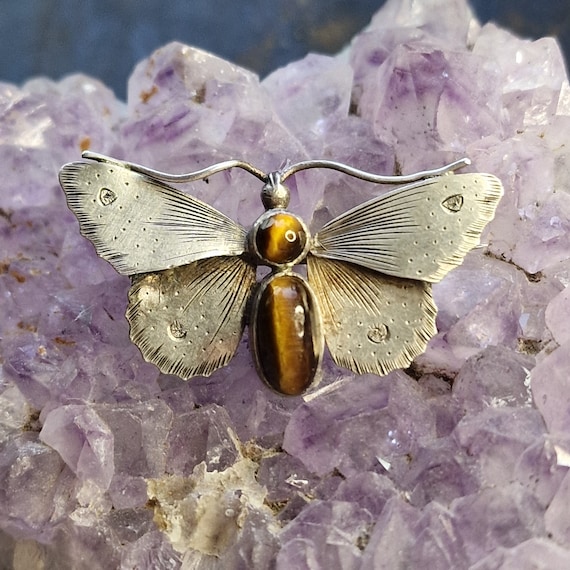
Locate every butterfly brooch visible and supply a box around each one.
[59,152,503,395]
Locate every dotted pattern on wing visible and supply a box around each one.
[59,161,247,275]
[312,173,503,283]
[126,256,256,379]
[308,256,437,376]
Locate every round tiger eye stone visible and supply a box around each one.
[254,211,308,265]
[252,273,322,395]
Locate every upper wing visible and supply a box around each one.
[59,161,247,275]
[127,256,256,379]
[312,173,503,283]
[307,256,436,376]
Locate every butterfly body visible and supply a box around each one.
[247,207,322,395]
[59,153,503,395]
[251,271,323,395]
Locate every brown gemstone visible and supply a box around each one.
[252,273,322,395]
[254,211,307,265]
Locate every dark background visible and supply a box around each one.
[0,0,569,100]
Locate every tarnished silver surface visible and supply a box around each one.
[59,152,504,392]
[308,256,436,376]
[59,161,247,275]
[127,256,256,379]
[261,171,291,209]
[312,173,504,283]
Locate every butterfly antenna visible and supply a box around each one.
[82,151,268,183]
[279,157,471,184]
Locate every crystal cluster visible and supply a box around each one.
[1,0,570,567]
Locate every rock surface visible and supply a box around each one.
[1,0,570,567]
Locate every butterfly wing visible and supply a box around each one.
[59,161,247,275]
[312,173,503,283]
[127,256,256,378]
[307,256,436,376]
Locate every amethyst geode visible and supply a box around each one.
[2,0,570,567]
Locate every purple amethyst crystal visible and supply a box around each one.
[1,0,570,567]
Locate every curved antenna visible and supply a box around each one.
[82,151,268,183]
[279,157,471,184]
[82,151,471,188]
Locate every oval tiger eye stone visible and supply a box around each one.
[253,274,322,395]
[255,212,307,265]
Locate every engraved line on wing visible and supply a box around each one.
[153,191,244,230]
[180,258,252,340]
[319,190,426,231]
[319,260,386,312]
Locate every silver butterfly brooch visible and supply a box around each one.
[59,152,503,395]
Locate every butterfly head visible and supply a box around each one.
[260,171,290,209]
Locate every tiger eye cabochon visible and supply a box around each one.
[254,210,308,265]
[251,273,323,395]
